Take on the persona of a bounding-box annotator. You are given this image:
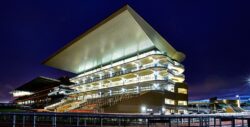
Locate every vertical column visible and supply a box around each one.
[100,118,103,127]
[232,119,235,127]
[207,117,210,127]
[188,117,190,127]
[214,117,216,127]
[169,118,171,127]
[118,118,121,127]
[241,118,244,127]
[22,115,25,127]
[52,114,56,127]
[12,114,16,127]
[33,114,36,127]
[219,118,222,127]
[247,119,250,127]
[76,115,79,127]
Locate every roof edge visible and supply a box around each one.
[42,5,132,68]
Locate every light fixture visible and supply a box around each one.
[121,88,126,93]
[162,106,166,112]
[153,83,160,90]
[141,106,146,113]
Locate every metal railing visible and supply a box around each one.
[0,112,249,127]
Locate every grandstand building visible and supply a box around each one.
[10,77,74,109]
[12,5,188,114]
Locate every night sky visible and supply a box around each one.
[0,0,250,102]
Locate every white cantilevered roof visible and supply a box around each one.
[43,5,185,74]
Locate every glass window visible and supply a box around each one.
[165,98,175,105]
[178,100,187,106]
[178,88,187,94]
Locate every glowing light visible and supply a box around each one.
[162,106,166,112]
[153,83,160,89]
[247,77,250,84]
[141,106,146,112]
[121,88,126,93]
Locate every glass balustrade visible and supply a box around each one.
[76,63,167,85]
[80,74,171,92]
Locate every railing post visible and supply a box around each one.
[214,117,216,127]
[241,118,244,127]
[147,118,149,127]
[22,115,25,127]
[247,119,250,127]
[76,115,79,127]
[84,118,87,126]
[100,118,103,127]
[52,114,56,127]
[207,117,210,127]
[169,118,171,127]
[33,114,36,127]
[219,118,222,127]
[12,114,16,127]
[188,117,190,127]
[232,118,235,127]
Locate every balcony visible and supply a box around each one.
[77,63,167,85]
[76,74,170,92]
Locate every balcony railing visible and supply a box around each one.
[78,63,167,85]
[78,74,170,92]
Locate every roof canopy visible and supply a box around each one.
[43,5,185,74]
[14,77,61,92]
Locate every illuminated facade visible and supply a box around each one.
[12,5,188,114]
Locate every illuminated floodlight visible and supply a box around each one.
[136,86,139,93]
[236,95,239,98]
[247,77,250,85]
[121,67,126,72]
[141,106,146,113]
[153,83,160,89]
[109,90,112,96]
[109,71,113,77]
[153,71,159,76]
[162,106,166,112]
[121,88,126,93]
